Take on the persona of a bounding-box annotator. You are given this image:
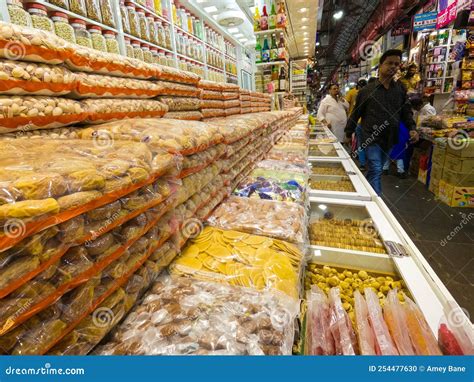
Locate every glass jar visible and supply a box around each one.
[147,14,157,44]
[164,23,172,49]
[175,31,181,54]
[69,0,87,17]
[124,37,134,58]
[150,47,159,64]
[89,26,107,52]
[155,20,165,47]
[104,30,120,54]
[48,0,68,9]
[85,0,102,23]
[71,19,92,48]
[157,50,166,66]
[166,53,174,67]
[26,3,53,33]
[142,44,153,63]
[126,2,139,37]
[137,8,149,41]
[52,12,76,44]
[194,18,201,39]
[7,0,32,27]
[136,0,145,5]
[100,0,115,28]
[132,40,144,61]
[120,0,130,34]
[179,59,186,71]
[187,13,193,35]
[153,0,162,16]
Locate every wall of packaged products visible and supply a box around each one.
[1,0,244,85]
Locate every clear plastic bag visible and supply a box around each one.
[222,92,239,100]
[155,81,201,97]
[158,97,201,111]
[0,96,87,133]
[156,65,201,85]
[328,287,358,355]
[201,108,225,119]
[225,107,241,116]
[82,99,168,124]
[207,196,306,244]
[73,73,162,98]
[96,276,299,355]
[197,80,223,91]
[364,288,398,355]
[163,111,202,121]
[201,90,224,100]
[0,21,72,65]
[353,290,376,355]
[200,99,224,109]
[0,60,76,96]
[305,285,335,355]
[169,227,303,299]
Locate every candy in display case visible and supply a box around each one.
[309,159,372,201]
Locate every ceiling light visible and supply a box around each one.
[228,27,239,33]
[316,42,320,46]
[333,10,343,20]
[299,8,308,13]
[204,5,218,13]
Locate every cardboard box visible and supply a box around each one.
[442,168,474,187]
[429,178,440,196]
[443,153,474,173]
[446,139,474,158]
[418,168,428,185]
[432,142,447,166]
[430,163,444,181]
[438,180,474,208]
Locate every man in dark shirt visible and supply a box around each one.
[345,49,419,195]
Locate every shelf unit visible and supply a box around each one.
[2,0,250,85]
[290,59,307,104]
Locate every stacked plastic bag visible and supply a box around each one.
[250,91,272,113]
[198,80,226,120]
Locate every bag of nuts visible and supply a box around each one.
[155,81,201,98]
[155,65,201,85]
[163,111,203,121]
[82,99,168,124]
[0,59,77,96]
[0,95,87,133]
[73,73,163,99]
[197,79,224,91]
[157,97,201,112]
[0,21,72,65]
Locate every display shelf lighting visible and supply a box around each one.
[333,10,343,20]
[299,8,308,13]
[204,5,218,13]
[301,25,308,29]
[301,17,308,22]
[316,41,320,46]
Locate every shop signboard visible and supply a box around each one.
[413,11,437,31]
[391,17,411,36]
[436,0,458,28]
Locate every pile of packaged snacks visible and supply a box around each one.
[250,91,271,112]
[169,227,303,299]
[198,80,226,119]
[95,276,299,355]
[207,196,306,244]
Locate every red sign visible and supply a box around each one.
[437,0,458,28]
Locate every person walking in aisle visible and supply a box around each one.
[345,49,419,195]
[317,83,349,142]
[346,78,368,170]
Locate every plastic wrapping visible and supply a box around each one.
[169,227,303,299]
[181,144,226,178]
[328,287,358,355]
[163,111,202,121]
[158,97,201,111]
[266,148,307,165]
[201,108,225,119]
[383,289,415,355]
[0,22,71,65]
[96,276,299,355]
[71,73,162,98]
[404,295,442,355]
[156,65,200,85]
[0,96,87,133]
[223,99,240,109]
[65,45,156,79]
[200,99,224,109]
[0,139,178,252]
[155,81,201,97]
[305,285,335,355]
[353,291,376,355]
[309,218,386,254]
[176,164,220,205]
[0,60,76,96]
[207,196,306,244]
[82,99,168,123]
[78,118,223,156]
[197,80,223,91]
[225,107,241,117]
[201,90,224,100]
[364,288,398,355]
[222,92,239,100]
[0,204,176,339]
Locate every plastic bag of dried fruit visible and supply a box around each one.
[157,97,201,112]
[200,89,224,100]
[163,111,202,121]
[95,275,300,355]
[0,96,87,133]
[328,287,358,355]
[201,108,225,119]
[0,60,77,96]
[0,22,72,64]
[200,99,224,109]
[155,81,201,97]
[156,65,200,85]
[197,79,223,91]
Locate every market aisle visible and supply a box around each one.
[381,175,474,318]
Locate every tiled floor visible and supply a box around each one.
[380,173,474,318]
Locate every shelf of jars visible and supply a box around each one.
[3,0,246,84]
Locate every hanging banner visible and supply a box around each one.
[437,0,458,28]
[413,12,438,31]
[391,17,412,36]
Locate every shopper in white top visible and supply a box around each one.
[317,84,349,142]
